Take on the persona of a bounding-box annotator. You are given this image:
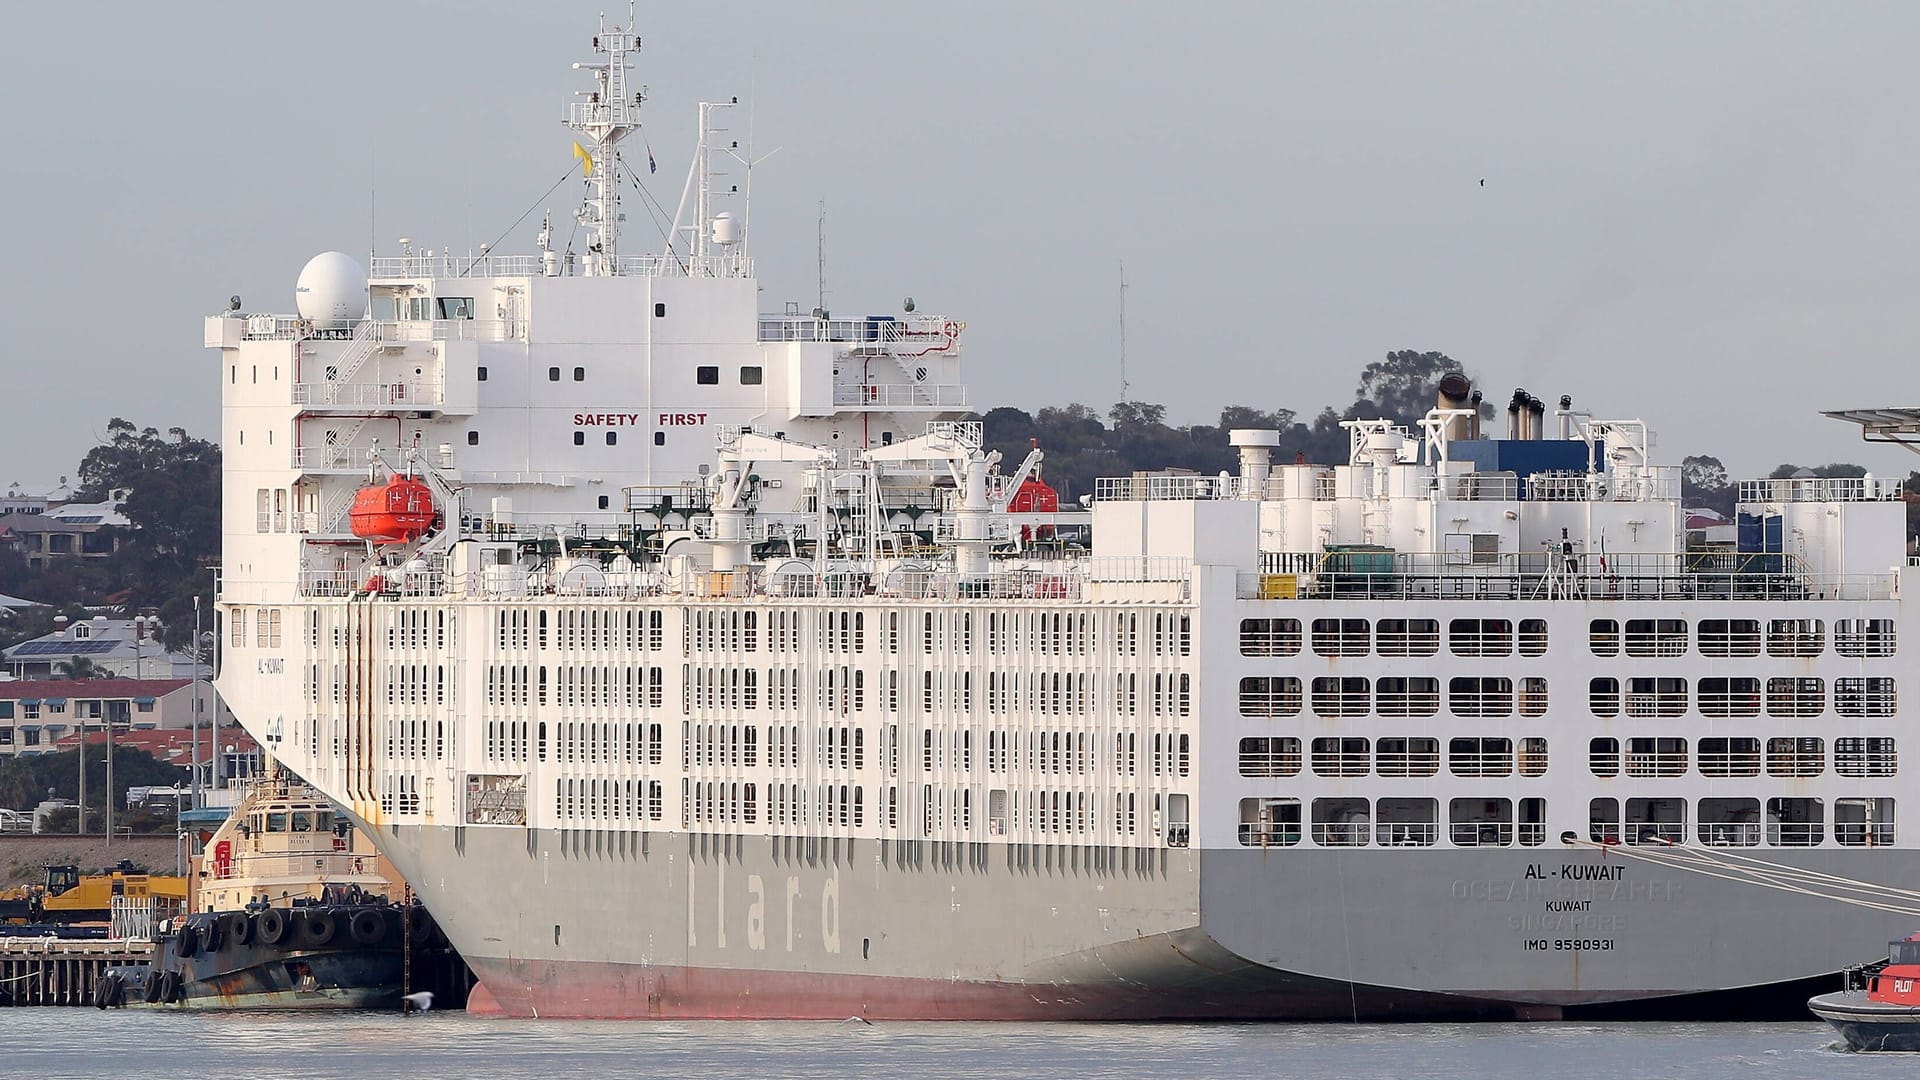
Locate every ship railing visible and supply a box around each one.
[833,383,971,409]
[292,380,443,408]
[298,568,446,598]
[1236,549,1895,602]
[211,851,386,880]
[369,252,750,279]
[1738,475,1904,503]
[757,313,960,345]
[377,318,525,344]
[1094,474,1252,502]
[1449,821,1515,847]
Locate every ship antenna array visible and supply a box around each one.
[566,4,645,276]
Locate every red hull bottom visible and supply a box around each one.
[460,953,1505,1022]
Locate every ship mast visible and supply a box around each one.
[566,6,645,276]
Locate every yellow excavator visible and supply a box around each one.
[0,862,188,925]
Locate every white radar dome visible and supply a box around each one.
[295,251,369,329]
[711,212,741,247]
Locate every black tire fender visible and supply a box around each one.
[257,908,289,946]
[304,910,340,947]
[348,908,386,947]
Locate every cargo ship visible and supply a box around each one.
[209,8,1919,1019]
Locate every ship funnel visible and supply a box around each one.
[1558,394,1574,439]
[1229,429,1280,499]
[1508,389,1529,440]
[1470,390,1483,439]
[1527,394,1547,441]
[1435,373,1473,442]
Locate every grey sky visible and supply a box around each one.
[2,1,1916,485]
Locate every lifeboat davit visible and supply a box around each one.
[349,476,435,543]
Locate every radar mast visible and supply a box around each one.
[566,6,644,276]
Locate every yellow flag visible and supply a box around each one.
[573,142,594,177]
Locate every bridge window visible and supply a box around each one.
[697,366,719,385]
[741,366,763,385]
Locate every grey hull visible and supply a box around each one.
[374,822,1919,1019]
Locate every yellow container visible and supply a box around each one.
[1258,574,1297,599]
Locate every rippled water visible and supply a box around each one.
[11,1013,1910,1079]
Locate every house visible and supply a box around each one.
[0,485,130,571]
[2,614,206,680]
[0,676,214,757]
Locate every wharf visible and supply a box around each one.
[0,937,152,1006]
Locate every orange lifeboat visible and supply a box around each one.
[349,476,435,543]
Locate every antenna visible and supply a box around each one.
[564,6,644,275]
[1118,260,1130,404]
[816,200,827,315]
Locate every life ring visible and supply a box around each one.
[257,908,289,946]
[349,908,386,947]
[303,910,340,947]
[228,911,255,947]
[173,926,198,958]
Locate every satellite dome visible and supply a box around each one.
[295,251,369,329]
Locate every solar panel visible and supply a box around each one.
[10,640,119,656]
[56,515,103,524]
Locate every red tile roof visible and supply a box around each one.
[0,678,190,699]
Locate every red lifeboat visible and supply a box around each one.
[349,476,435,543]
[1008,475,1060,513]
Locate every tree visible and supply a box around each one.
[73,419,220,651]
[1680,455,1734,518]
[1351,350,1465,429]
[54,656,103,681]
[1767,462,1867,480]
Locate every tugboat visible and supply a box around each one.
[1808,933,1920,1051]
[95,773,464,1009]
